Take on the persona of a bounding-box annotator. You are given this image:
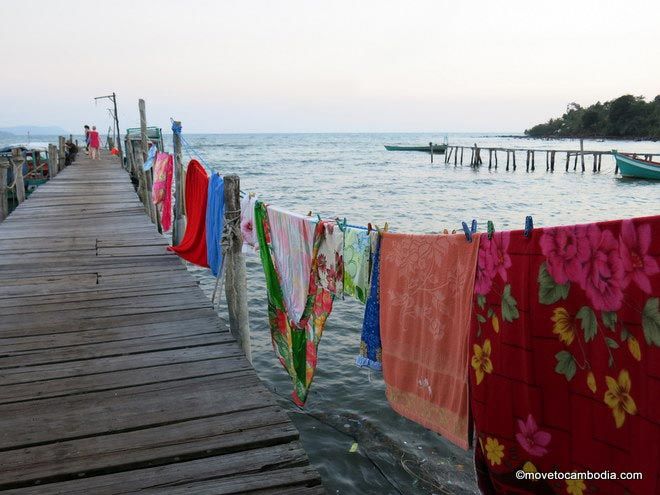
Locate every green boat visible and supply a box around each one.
[613,150,660,180]
[385,143,447,153]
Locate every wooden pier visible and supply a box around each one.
[0,152,323,493]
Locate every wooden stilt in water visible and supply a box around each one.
[531,151,535,171]
[580,138,585,172]
[454,147,458,165]
[546,151,549,171]
[429,142,434,164]
[506,151,510,171]
[566,152,570,171]
[460,147,464,164]
[512,151,516,170]
[551,151,556,172]
[488,149,492,170]
[598,153,602,171]
[526,150,530,172]
[574,152,578,171]
[494,150,498,169]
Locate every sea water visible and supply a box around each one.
[5,133,659,494]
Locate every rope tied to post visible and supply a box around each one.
[211,207,243,306]
[171,121,182,135]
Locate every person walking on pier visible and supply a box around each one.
[88,125,101,160]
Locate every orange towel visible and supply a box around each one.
[379,232,480,450]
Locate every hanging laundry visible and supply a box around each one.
[379,232,481,450]
[316,221,344,296]
[143,143,157,171]
[151,152,173,232]
[255,201,334,406]
[266,205,316,325]
[167,159,209,267]
[205,174,225,277]
[343,226,372,303]
[470,216,660,495]
[356,232,382,371]
[240,193,259,254]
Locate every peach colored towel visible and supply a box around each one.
[379,231,481,450]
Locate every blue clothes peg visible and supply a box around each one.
[461,221,472,242]
[470,219,477,234]
[317,213,322,223]
[524,216,534,237]
[487,220,494,239]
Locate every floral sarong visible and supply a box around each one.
[266,205,316,325]
[356,233,382,370]
[151,152,173,232]
[470,216,660,495]
[380,232,480,449]
[316,222,344,296]
[255,202,334,406]
[343,226,372,303]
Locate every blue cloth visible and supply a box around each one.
[205,174,225,276]
[143,145,157,171]
[356,235,382,371]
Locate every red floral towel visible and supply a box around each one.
[167,160,209,267]
[380,232,481,450]
[470,216,660,495]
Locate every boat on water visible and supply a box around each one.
[385,143,447,153]
[612,150,660,180]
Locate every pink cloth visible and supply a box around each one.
[152,152,173,232]
[88,130,100,148]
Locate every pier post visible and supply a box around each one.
[460,147,463,164]
[525,150,530,172]
[598,153,602,171]
[172,120,186,245]
[545,151,549,171]
[48,144,58,178]
[593,153,597,173]
[580,139,585,172]
[454,147,458,165]
[58,137,66,171]
[566,152,570,171]
[506,151,510,171]
[512,151,516,170]
[11,149,25,205]
[138,99,159,229]
[551,151,555,172]
[573,151,578,171]
[223,174,252,362]
[531,151,535,171]
[429,142,433,163]
[0,158,9,221]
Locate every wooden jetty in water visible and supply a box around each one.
[0,142,324,492]
[442,141,660,174]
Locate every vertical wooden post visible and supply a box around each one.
[598,153,602,171]
[0,158,9,221]
[454,147,458,165]
[11,149,25,205]
[460,147,464,164]
[551,151,555,172]
[223,174,251,362]
[531,151,535,171]
[429,142,433,163]
[48,144,59,178]
[506,151,510,171]
[512,151,516,170]
[566,152,570,171]
[592,153,597,173]
[138,98,159,228]
[580,138,585,172]
[494,149,498,169]
[172,120,186,245]
[58,136,66,170]
[525,150,530,172]
[573,152,578,171]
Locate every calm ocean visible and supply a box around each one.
[4,132,660,494]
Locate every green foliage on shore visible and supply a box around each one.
[525,95,660,139]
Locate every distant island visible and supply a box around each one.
[0,125,69,136]
[525,94,660,140]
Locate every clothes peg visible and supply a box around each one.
[443,229,449,235]
[383,222,389,232]
[248,192,256,199]
[471,219,477,234]
[487,220,494,239]
[461,222,472,242]
[524,216,534,237]
[367,223,372,234]
[317,213,322,223]
[307,211,312,217]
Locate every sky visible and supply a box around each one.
[1,0,659,133]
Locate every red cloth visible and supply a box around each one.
[88,130,100,148]
[470,216,660,495]
[167,159,209,267]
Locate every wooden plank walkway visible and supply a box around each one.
[0,153,324,494]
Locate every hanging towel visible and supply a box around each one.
[205,174,225,277]
[470,217,660,495]
[167,159,209,267]
[143,144,157,171]
[266,205,316,325]
[356,233,382,370]
[151,152,173,232]
[255,201,334,406]
[343,226,372,303]
[316,222,344,296]
[379,231,480,450]
[240,194,259,254]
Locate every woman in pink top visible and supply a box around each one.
[88,125,101,160]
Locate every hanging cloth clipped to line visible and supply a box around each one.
[206,173,225,277]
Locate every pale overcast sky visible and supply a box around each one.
[1,0,659,133]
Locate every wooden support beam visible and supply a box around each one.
[223,173,252,362]
[512,151,516,170]
[526,150,530,172]
[0,157,9,222]
[172,120,186,246]
[11,149,25,205]
[494,150,498,169]
[506,151,510,171]
[58,136,66,171]
[460,147,464,164]
[531,151,535,171]
[138,98,159,230]
[48,143,58,178]
[580,138,585,172]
